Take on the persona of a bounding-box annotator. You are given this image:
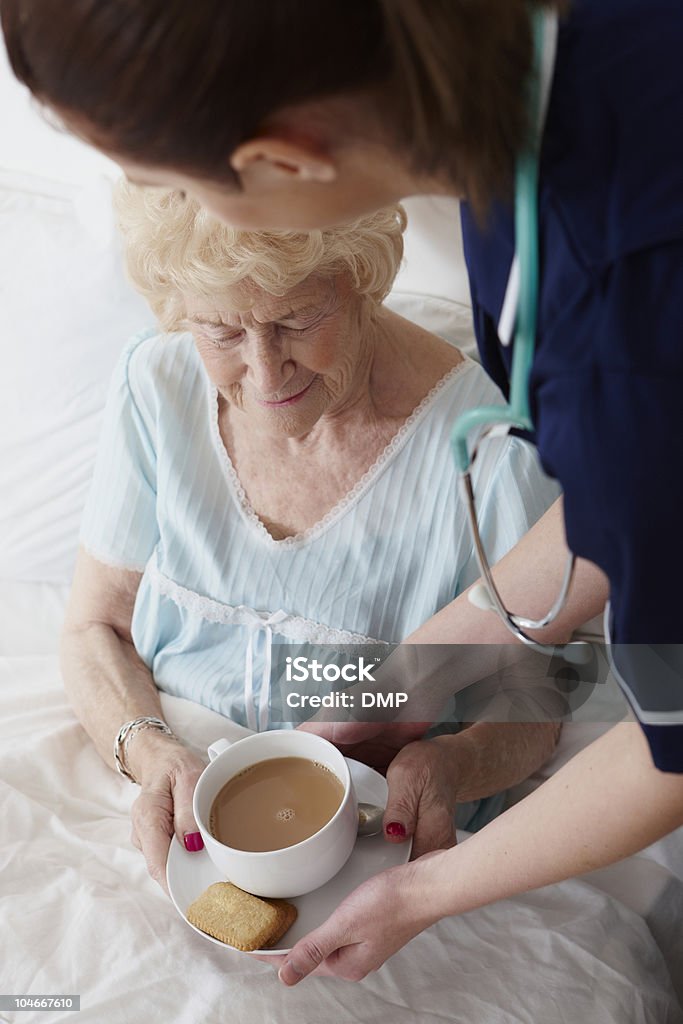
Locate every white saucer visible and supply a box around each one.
[166,757,411,955]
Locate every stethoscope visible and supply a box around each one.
[451,8,598,665]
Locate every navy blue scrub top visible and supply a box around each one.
[461,0,683,771]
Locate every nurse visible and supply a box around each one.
[3,0,682,985]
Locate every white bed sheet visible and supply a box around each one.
[1,587,682,1023]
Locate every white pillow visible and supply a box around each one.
[0,579,69,655]
[385,291,478,362]
[394,196,471,308]
[0,170,153,584]
[388,195,478,360]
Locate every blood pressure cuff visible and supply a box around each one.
[609,644,683,773]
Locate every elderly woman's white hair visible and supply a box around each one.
[115,182,407,330]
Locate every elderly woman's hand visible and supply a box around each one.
[296,730,465,856]
[297,722,460,855]
[381,724,560,856]
[127,732,207,893]
[381,738,461,857]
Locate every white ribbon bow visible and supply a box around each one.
[242,608,289,732]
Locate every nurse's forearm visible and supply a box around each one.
[374,498,609,722]
[411,498,607,646]
[419,723,683,919]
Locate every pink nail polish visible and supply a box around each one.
[183,831,204,852]
[385,821,407,838]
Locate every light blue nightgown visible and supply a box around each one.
[80,328,559,827]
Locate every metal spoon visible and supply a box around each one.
[357,802,385,837]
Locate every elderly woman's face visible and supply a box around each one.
[185,275,370,437]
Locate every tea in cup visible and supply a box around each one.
[193,730,357,897]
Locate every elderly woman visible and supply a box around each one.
[61,187,559,888]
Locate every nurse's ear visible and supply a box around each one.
[230,137,337,186]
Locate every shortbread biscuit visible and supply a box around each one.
[187,882,297,951]
[263,898,298,948]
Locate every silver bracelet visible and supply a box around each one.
[114,716,176,784]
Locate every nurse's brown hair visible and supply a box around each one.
[0,0,558,210]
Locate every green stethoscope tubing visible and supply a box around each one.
[449,9,594,662]
[451,7,543,473]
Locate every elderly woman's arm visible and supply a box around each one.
[61,548,206,889]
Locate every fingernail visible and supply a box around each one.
[279,961,304,986]
[385,821,407,837]
[183,831,204,852]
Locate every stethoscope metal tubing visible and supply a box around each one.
[460,453,593,664]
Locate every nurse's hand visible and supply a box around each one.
[127,732,207,893]
[252,740,457,978]
[276,852,446,984]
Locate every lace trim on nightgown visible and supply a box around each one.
[81,543,148,574]
[148,557,388,647]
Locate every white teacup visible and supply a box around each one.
[193,729,358,897]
